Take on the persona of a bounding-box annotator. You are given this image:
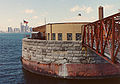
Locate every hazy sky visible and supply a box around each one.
[0,0,119,31]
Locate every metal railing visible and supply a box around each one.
[82,12,120,64]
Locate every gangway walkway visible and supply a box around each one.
[82,12,120,64]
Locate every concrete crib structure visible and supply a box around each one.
[21,6,120,79]
[21,38,120,79]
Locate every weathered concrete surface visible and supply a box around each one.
[22,58,120,79]
[22,38,107,64]
[22,38,120,79]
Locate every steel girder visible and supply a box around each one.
[82,13,120,64]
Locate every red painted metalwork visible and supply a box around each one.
[22,58,120,79]
[82,12,120,64]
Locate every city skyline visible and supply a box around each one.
[8,23,32,33]
[0,0,119,31]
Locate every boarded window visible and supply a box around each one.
[52,33,56,40]
[76,33,81,41]
[67,33,72,40]
[58,33,62,40]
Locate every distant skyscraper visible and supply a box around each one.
[20,22,25,32]
[20,22,32,33]
[8,27,13,33]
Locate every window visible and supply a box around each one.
[58,33,62,40]
[76,33,81,41]
[48,33,50,40]
[52,33,56,40]
[67,33,72,40]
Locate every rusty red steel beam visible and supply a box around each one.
[103,20,112,51]
[91,25,94,48]
[111,17,115,63]
[115,43,120,57]
[95,23,99,52]
[87,26,90,46]
[87,12,120,25]
[82,12,120,64]
[114,27,120,58]
[100,20,104,55]
[82,25,86,45]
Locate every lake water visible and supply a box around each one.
[0,33,120,84]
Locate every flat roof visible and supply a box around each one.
[47,22,90,25]
[33,22,90,29]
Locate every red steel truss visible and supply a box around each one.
[82,12,120,64]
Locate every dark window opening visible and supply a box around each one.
[67,33,72,40]
[58,33,62,40]
[52,33,56,40]
[76,33,81,41]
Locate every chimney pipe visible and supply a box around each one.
[99,6,104,20]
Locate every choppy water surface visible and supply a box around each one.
[0,33,120,84]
